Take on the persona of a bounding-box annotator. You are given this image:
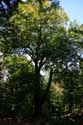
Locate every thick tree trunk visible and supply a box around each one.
[34,66,53,117]
[34,65,42,116]
[41,68,53,105]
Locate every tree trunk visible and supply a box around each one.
[41,68,53,105]
[34,66,53,117]
[34,65,42,116]
[68,95,73,113]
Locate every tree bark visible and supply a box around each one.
[34,66,53,117]
[34,65,42,116]
[41,68,53,106]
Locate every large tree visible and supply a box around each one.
[0,0,79,118]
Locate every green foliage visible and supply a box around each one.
[0,56,34,117]
[0,1,83,124]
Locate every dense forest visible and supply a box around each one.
[0,0,83,125]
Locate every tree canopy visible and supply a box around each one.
[0,0,83,125]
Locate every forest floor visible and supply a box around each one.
[0,113,83,125]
